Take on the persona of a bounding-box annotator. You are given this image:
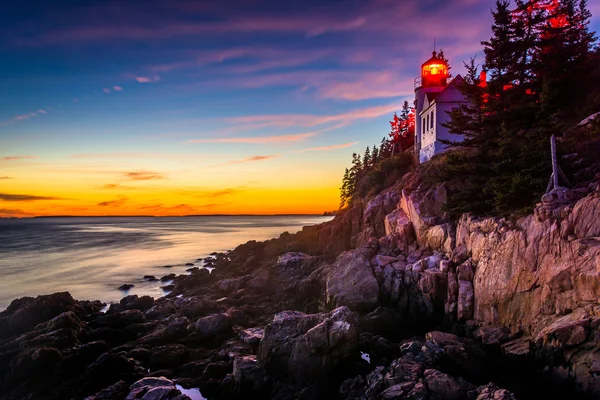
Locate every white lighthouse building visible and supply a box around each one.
[414,51,467,163]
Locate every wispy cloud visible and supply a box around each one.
[0,193,63,201]
[2,155,37,161]
[113,86,123,91]
[97,197,128,207]
[0,176,13,180]
[224,103,402,129]
[102,183,134,190]
[189,131,320,144]
[210,155,280,168]
[295,141,359,153]
[124,171,165,181]
[0,208,34,217]
[194,187,246,198]
[136,75,161,83]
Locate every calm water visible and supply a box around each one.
[0,215,332,311]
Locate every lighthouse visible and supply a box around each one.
[414,51,467,163]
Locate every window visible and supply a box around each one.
[422,117,425,134]
[430,112,434,129]
[426,114,429,132]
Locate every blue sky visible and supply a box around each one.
[1,0,599,216]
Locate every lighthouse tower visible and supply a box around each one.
[414,51,466,163]
[414,51,449,159]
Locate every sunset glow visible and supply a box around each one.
[1,0,599,217]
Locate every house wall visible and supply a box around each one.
[419,86,467,163]
[420,105,437,149]
[414,86,444,155]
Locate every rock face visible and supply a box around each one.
[326,247,380,312]
[257,306,359,385]
[400,184,450,245]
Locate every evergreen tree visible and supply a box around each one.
[363,146,372,170]
[339,168,351,209]
[371,145,379,165]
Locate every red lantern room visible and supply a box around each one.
[420,51,449,88]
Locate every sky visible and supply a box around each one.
[1,0,599,217]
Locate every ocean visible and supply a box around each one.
[0,215,332,311]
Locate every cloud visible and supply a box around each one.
[196,188,245,198]
[210,155,280,168]
[102,183,134,190]
[0,176,13,180]
[97,197,128,207]
[2,155,37,161]
[189,131,320,144]
[295,141,359,153]
[124,171,165,181]
[113,86,123,91]
[224,103,402,129]
[102,88,111,93]
[0,208,34,217]
[0,193,63,201]
[136,75,161,83]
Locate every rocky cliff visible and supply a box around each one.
[1,173,599,400]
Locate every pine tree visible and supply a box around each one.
[339,168,351,209]
[371,145,379,165]
[363,147,372,170]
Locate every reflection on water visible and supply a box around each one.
[0,215,331,310]
[176,384,206,400]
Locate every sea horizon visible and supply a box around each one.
[0,215,333,310]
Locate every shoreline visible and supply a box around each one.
[1,183,599,399]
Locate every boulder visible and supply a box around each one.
[0,292,76,338]
[326,247,379,312]
[120,295,154,312]
[400,184,449,245]
[233,355,265,391]
[238,327,264,347]
[423,369,473,400]
[424,223,456,254]
[194,313,232,337]
[257,306,359,385]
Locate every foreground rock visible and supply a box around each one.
[258,306,359,386]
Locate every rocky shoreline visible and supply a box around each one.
[1,175,599,400]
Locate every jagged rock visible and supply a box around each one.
[358,185,402,246]
[476,383,517,400]
[424,223,456,254]
[400,184,449,245]
[383,208,416,253]
[193,313,232,337]
[501,338,531,358]
[233,355,265,391]
[95,310,145,328]
[473,326,511,346]
[218,278,243,293]
[120,295,155,312]
[238,327,264,347]
[257,306,359,385]
[457,280,474,321]
[533,307,592,349]
[0,292,77,339]
[326,247,379,312]
[424,368,474,399]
